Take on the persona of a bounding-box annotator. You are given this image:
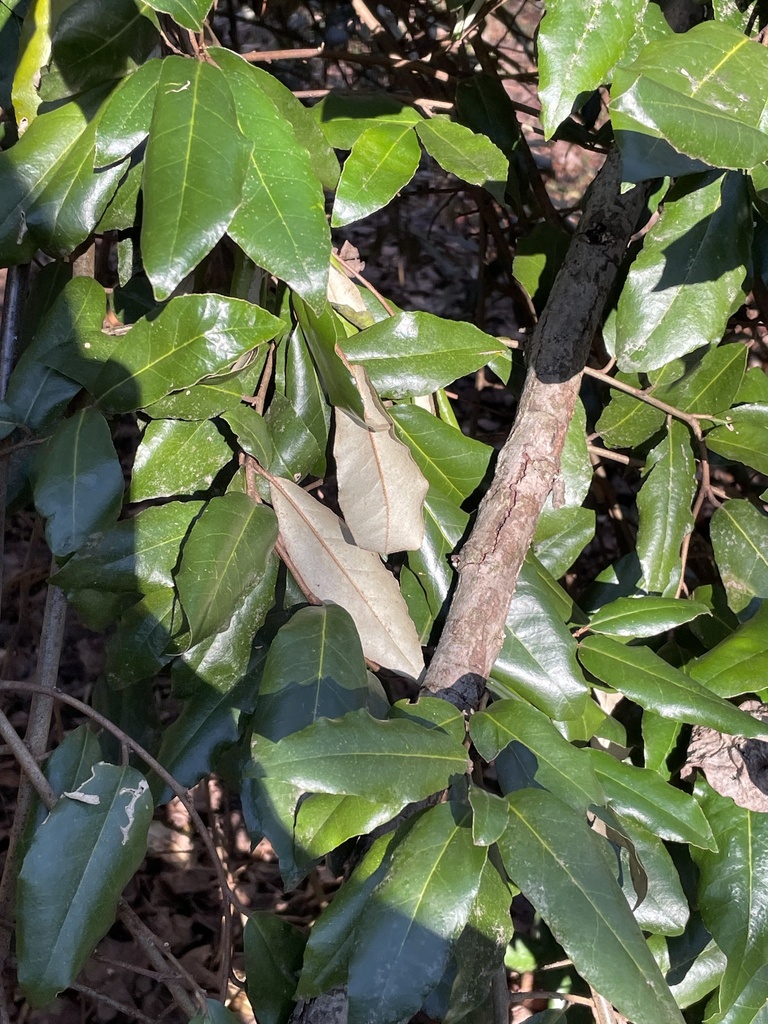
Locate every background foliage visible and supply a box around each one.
[2,1,768,1023]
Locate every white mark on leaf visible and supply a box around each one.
[63,791,101,805]
[119,779,149,845]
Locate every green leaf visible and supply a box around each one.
[708,404,768,475]
[90,293,283,413]
[402,490,465,643]
[648,914,726,1010]
[614,817,689,936]
[298,831,398,997]
[533,506,596,578]
[11,0,54,128]
[141,57,251,299]
[155,561,277,799]
[611,22,768,178]
[588,748,715,849]
[710,500,768,613]
[588,596,710,637]
[332,122,421,227]
[693,778,768,1012]
[33,409,123,557]
[687,602,768,697]
[347,802,487,1024]
[643,711,683,778]
[468,786,510,846]
[254,603,369,743]
[293,297,366,422]
[129,418,232,500]
[513,223,571,313]
[615,172,752,373]
[537,0,645,137]
[595,372,666,449]
[51,500,203,595]
[105,585,177,687]
[636,421,696,596]
[388,695,466,745]
[39,0,157,104]
[498,789,684,1024]
[175,492,278,645]
[0,97,93,263]
[210,48,330,314]
[144,355,266,421]
[579,635,768,739]
[249,708,469,807]
[654,343,747,415]
[146,0,210,30]
[339,311,508,399]
[415,117,507,194]
[17,763,153,1007]
[244,913,307,1024]
[491,582,589,721]
[95,58,162,165]
[470,698,604,812]
[390,404,492,504]
[5,276,104,431]
[312,92,421,149]
[223,402,273,469]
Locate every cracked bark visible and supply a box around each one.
[421,146,653,710]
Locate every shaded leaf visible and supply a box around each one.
[33,408,123,557]
[244,913,307,1024]
[146,0,210,30]
[269,476,424,678]
[175,492,278,645]
[347,803,487,1024]
[498,789,684,1024]
[95,58,162,165]
[616,172,751,373]
[105,585,177,687]
[647,914,726,1010]
[17,763,153,1007]
[312,92,421,149]
[614,817,689,936]
[141,57,251,299]
[332,122,420,227]
[708,404,768,476]
[468,786,509,846]
[579,635,768,739]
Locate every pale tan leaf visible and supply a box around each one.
[269,477,424,680]
[335,366,428,553]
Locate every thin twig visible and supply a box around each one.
[69,982,157,1024]
[0,710,55,809]
[508,988,592,1007]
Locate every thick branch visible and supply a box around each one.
[421,147,653,710]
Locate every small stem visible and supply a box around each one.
[0,710,55,809]
[69,982,157,1024]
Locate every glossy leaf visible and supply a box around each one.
[253,603,369,743]
[90,293,283,413]
[211,47,330,314]
[648,915,726,1010]
[693,778,768,1012]
[579,635,768,739]
[11,0,52,128]
[335,367,428,553]
[615,172,752,373]
[498,789,684,1024]
[141,57,251,299]
[332,122,420,227]
[105,585,177,687]
[51,500,203,595]
[95,58,162,165]
[17,763,153,1007]
[389,404,492,504]
[588,748,714,849]
[415,117,507,193]
[312,92,421,149]
[294,297,366,421]
[636,422,696,596]
[643,711,682,779]
[249,708,469,807]
[5,276,104,431]
[347,803,487,1024]
[470,698,604,812]
[614,817,689,936]
[612,22,768,178]
[687,602,768,697]
[710,500,768,613]
[146,357,266,421]
[537,0,644,137]
[708,404,768,475]
[223,402,273,469]
[244,913,307,1024]
[269,476,424,679]
[389,695,466,745]
[39,0,157,103]
[175,492,278,645]
[129,418,232,500]
[298,832,398,997]
[33,409,123,557]
[654,343,746,415]
[596,372,666,449]
[146,0,210,30]
[155,563,277,799]
[533,506,596,578]
[468,786,510,846]
[339,311,508,399]
[588,596,710,637]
